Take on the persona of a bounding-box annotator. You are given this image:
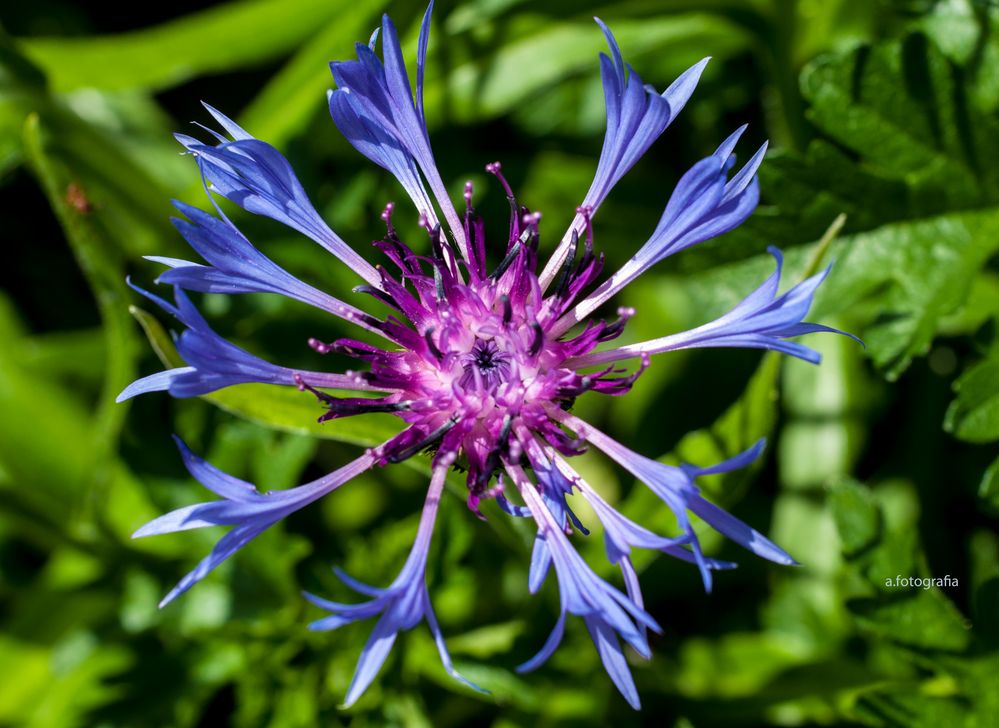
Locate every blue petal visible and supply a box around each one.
[333,566,390,598]
[158,522,268,607]
[581,18,708,213]
[132,501,237,537]
[201,102,253,140]
[570,247,856,368]
[178,128,380,285]
[343,616,399,707]
[174,435,260,501]
[585,616,641,710]
[328,2,465,252]
[688,495,798,565]
[565,130,763,324]
[516,611,566,673]
[116,368,195,402]
[328,88,436,216]
[415,1,434,124]
[528,535,552,593]
[424,594,488,694]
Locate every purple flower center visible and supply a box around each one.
[323,181,633,505]
[460,338,512,391]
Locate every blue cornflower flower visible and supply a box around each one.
[120,2,855,709]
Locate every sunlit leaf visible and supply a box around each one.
[19,0,359,93]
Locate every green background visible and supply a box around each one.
[1,0,998,725]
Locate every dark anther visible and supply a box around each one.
[501,294,512,325]
[424,328,443,361]
[475,414,514,490]
[460,339,511,390]
[553,229,579,299]
[490,242,521,280]
[430,223,460,278]
[520,212,540,251]
[353,284,400,312]
[429,224,444,261]
[599,317,629,341]
[528,322,544,357]
[297,376,411,421]
[387,417,459,463]
[317,399,412,423]
[473,340,500,370]
[498,413,513,444]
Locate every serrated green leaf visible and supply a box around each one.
[944,357,999,443]
[816,210,999,379]
[754,35,999,378]
[829,480,882,558]
[848,591,971,651]
[801,34,999,207]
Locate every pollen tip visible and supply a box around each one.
[308,337,331,354]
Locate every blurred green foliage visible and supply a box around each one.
[1,0,998,725]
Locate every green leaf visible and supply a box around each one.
[828,480,881,558]
[18,0,358,93]
[749,35,999,378]
[439,14,751,122]
[22,113,139,473]
[848,592,971,651]
[919,0,999,112]
[237,0,383,148]
[210,384,401,448]
[943,356,999,443]
[979,455,999,510]
[853,689,970,728]
[801,33,999,209]
[446,621,525,658]
[829,480,972,653]
[816,210,999,379]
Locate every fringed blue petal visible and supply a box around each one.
[306,464,478,705]
[509,463,660,710]
[552,413,797,593]
[177,124,381,285]
[133,440,376,607]
[581,19,708,214]
[571,248,859,368]
[117,283,375,400]
[328,2,466,253]
[161,201,382,331]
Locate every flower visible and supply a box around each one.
[120,1,854,709]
